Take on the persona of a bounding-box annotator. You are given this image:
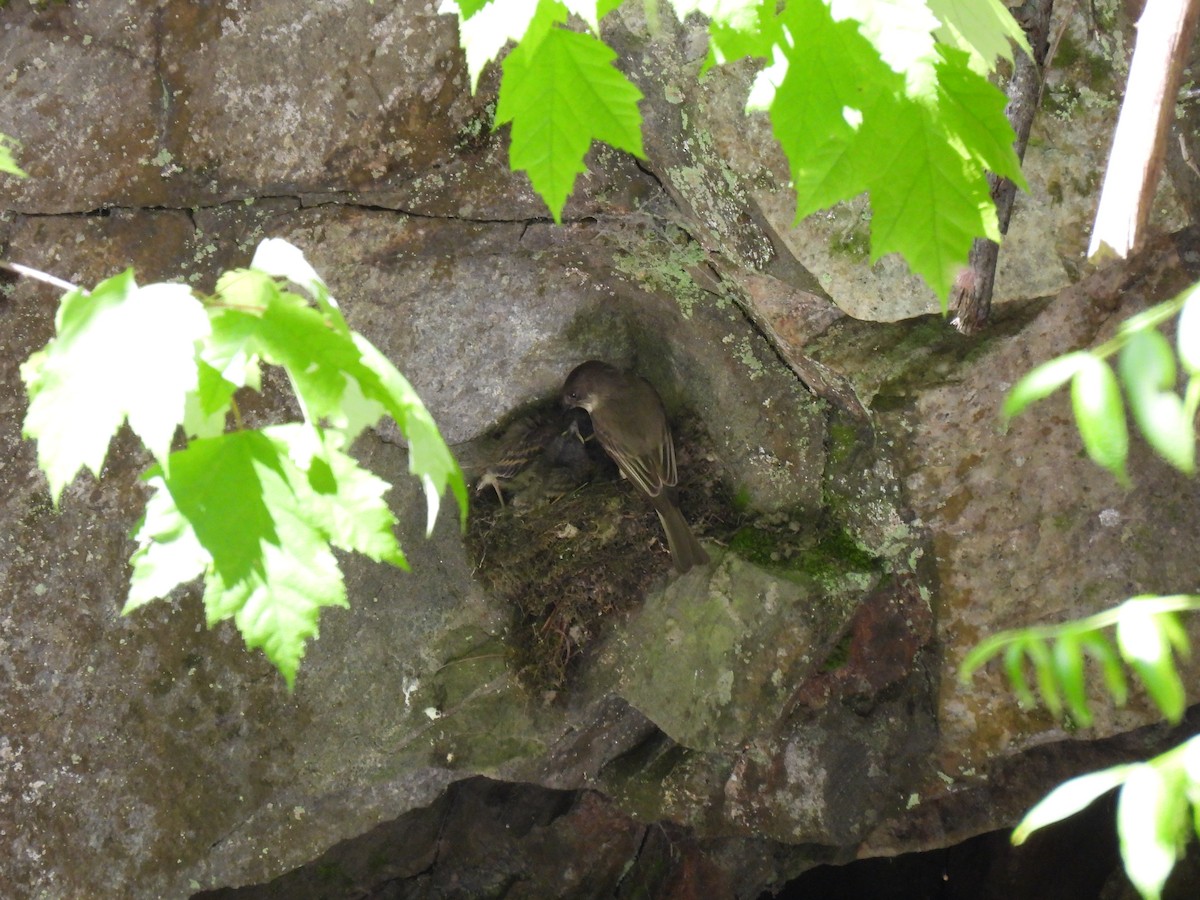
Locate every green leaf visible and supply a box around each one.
[164,430,350,688]
[764,0,1022,303]
[1116,605,1186,723]
[864,94,999,301]
[1118,764,1186,900]
[124,473,211,614]
[209,250,467,533]
[958,629,1015,680]
[935,45,1027,189]
[200,499,347,691]
[770,0,894,220]
[1071,357,1130,486]
[1119,299,1181,337]
[831,0,940,98]
[20,272,209,500]
[1080,631,1128,707]
[496,12,645,222]
[1118,329,1195,474]
[928,0,1032,74]
[182,360,237,439]
[1184,375,1200,424]
[207,269,271,391]
[211,275,383,436]
[561,0,602,31]
[1003,352,1091,419]
[1024,637,1061,716]
[454,0,493,19]
[1053,633,1091,726]
[250,237,349,334]
[267,424,407,567]
[690,0,779,67]
[1013,765,1130,844]
[129,425,414,687]
[1177,283,1200,374]
[1004,641,1036,709]
[159,432,283,586]
[0,132,27,178]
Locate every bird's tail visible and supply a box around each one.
[652,495,709,574]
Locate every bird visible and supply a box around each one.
[473,410,598,508]
[560,360,709,574]
[474,415,560,505]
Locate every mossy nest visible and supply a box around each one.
[464,406,885,692]
[465,409,733,691]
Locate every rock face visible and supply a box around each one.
[2,2,1199,898]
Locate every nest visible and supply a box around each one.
[465,408,729,690]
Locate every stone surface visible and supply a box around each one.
[2,1,1199,899]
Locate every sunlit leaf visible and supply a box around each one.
[1117,763,1187,900]
[927,0,1032,74]
[1004,641,1036,708]
[688,0,779,68]
[181,360,237,440]
[1177,283,1200,374]
[1116,605,1186,723]
[251,237,349,334]
[831,0,940,98]
[1118,329,1194,475]
[441,0,542,91]
[124,474,210,614]
[267,424,407,568]
[1071,357,1129,486]
[1013,765,1130,845]
[1053,633,1091,726]
[20,272,209,500]
[1003,352,1091,419]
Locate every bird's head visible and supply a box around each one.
[560,360,618,413]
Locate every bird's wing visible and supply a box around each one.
[594,415,676,497]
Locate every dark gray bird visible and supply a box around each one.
[561,360,709,574]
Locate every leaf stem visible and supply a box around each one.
[1091,293,1189,359]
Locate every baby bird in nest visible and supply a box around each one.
[474,409,599,510]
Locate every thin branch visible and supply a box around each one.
[951,0,1056,335]
[0,260,82,294]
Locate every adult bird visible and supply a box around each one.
[561,360,709,573]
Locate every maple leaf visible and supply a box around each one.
[124,424,412,687]
[208,266,467,532]
[770,1,896,220]
[928,0,1032,74]
[496,15,644,221]
[20,271,209,501]
[864,96,999,299]
[768,0,1023,302]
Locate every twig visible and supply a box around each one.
[0,260,82,294]
[951,0,1056,335]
